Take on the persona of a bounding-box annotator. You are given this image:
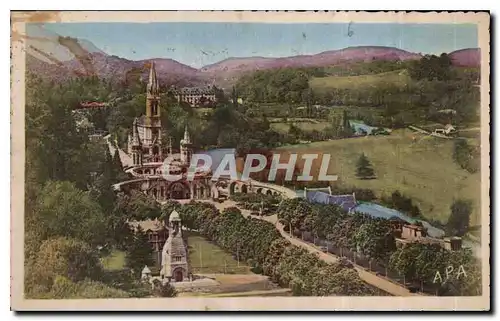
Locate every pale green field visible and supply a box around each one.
[310,69,412,91]
[101,250,126,271]
[187,232,252,274]
[278,129,481,225]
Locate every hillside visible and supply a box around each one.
[278,129,481,226]
[309,69,412,92]
[201,46,421,76]
[449,48,481,67]
[24,25,481,88]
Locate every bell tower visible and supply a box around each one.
[146,61,161,121]
[144,61,163,162]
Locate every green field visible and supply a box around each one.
[101,250,126,271]
[310,69,412,92]
[278,129,481,225]
[187,232,252,274]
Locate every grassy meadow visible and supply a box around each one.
[101,250,126,271]
[277,129,481,225]
[309,69,412,92]
[186,231,252,275]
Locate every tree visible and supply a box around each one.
[126,226,153,276]
[38,276,130,299]
[111,149,129,182]
[32,181,107,247]
[125,190,162,221]
[354,220,396,264]
[341,110,354,137]
[153,281,177,297]
[355,153,376,179]
[453,140,479,173]
[26,237,103,296]
[446,199,473,236]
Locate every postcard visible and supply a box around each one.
[11,11,490,311]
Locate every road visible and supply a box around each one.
[205,199,421,297]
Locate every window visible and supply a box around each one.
[173,256,182,262]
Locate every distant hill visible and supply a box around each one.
[25,25,480,87]
[449,48,481,67]
[200,46,422,77]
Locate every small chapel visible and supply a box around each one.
[160,210,190,282]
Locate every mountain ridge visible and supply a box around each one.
[25,27,481,87]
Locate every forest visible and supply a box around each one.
[235,55,480,128]
[24,73,175,298]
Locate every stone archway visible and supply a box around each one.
[266,190,273,196]
[173,268,184,282]
[168,182,190,200]
[256,188,263,194]
[241,184,248,194]
[229,181,237,195]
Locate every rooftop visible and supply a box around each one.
[169,210,181,222]
[173,87,216,95]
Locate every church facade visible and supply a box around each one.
[117,62,216,202]
[160,210,190,282]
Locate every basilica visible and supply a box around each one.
[116,62,216,202]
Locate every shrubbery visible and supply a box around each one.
[183,201,377,296]
[277,198,481,296]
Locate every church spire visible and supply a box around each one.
[181,125,191,145]
[132,117,141,146]
[147,61,159,96]
[167,136,173,155]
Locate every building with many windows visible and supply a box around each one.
[172,86,217,107]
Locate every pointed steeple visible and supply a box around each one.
[147,61,159,96]
[132,117,141,146]
[181,125,191,145]
[166,136,173,155]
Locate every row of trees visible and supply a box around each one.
[381,190,422,219]
[276,198,481,295]
[230,193,282,214]
[453,139,480,174]
[389,243,481,295]
[174,202,377,296]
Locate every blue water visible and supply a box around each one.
[349,120,378,135]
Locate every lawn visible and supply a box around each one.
[186,231,252,275]
[309,69,412,92]
[277,129,481,225]
[100,250,126,271]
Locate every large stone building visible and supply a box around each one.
[173,86,217,107]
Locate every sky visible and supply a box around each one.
[39,22,478,68]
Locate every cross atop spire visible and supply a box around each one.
[147,61,159,96]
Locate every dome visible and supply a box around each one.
[169,210,181,222]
